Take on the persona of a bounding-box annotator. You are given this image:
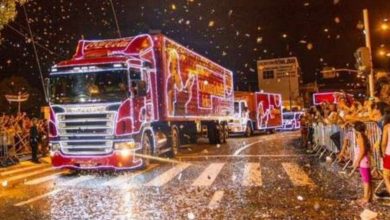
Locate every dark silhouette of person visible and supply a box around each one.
[29,118,40,163]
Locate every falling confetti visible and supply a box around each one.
[306,43,313,50]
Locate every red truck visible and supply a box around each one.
[313,92,354,106]
[47,34,234,170]
[228,91,283,136]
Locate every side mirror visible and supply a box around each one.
[44,78,50,103]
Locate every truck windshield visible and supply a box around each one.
[234,102,240,114]
[283,114,295,120]
[49,70,128,104]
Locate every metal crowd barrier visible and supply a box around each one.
[311,123,340,159]
[0,131,18,166]
[310,121,385,193]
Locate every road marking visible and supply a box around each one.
[192,163,225,186]
[233,140,264,156]
[242,163,262,186]
[0,164,48,176]
[24,171,67,185]
[208,190,224,209]
[145,163,190,187]
[232,133,300,156]
[103,164,159,187]
[14,175,94,207]
[3,167,54,184]
[281,162,316,187]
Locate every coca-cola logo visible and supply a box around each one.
[84,40,130,50]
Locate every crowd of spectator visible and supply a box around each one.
[0,112,48,164]
[303,97,388,127]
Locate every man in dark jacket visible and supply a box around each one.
[30,118,40,163]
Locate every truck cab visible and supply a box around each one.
[48,36,161,170]
[229,100,252,136]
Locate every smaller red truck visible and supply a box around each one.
[313,92,354,106]
[228,91,283,136]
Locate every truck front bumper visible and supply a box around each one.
[50,150,143,170]
[228,123,247,133]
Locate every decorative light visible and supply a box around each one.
[378,49,386,57]
[381,23,389,31]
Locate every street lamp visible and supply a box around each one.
[286,72,292,111]
[380,22,389,31]
[378,49,387,57]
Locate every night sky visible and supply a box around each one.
[0,0,389,97]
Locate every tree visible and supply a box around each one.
[0,0,28,38]
[0,75,43,115]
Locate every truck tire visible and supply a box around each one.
[141,132,153,169]
[245,122,253,137]
[208,123,218,145]
[217,124,225,144]
[168,127,180,158]
[218,123,228,144]
[224,123,229,143]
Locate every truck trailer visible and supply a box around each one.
[47,34,234,170]
[228,91,282,136]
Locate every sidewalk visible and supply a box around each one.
[0,156,53,188]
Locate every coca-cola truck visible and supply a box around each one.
[47,34,234,170]
[313,92,354,106]
[228,91,283,136]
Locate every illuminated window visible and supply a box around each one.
[263,70,274,79]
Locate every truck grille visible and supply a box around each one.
[57,112,116,155]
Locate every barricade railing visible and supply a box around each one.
[0,131,18,166]
[0,129,33,166]
[310,121,385,193]
[311,123,340,159]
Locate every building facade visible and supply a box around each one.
[257,57,301,110]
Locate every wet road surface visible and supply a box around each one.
[0,131,389,219]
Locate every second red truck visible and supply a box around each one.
[228,91,283,136]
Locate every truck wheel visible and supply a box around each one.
[141,132,153,168]
[208,123,218,145]
[245,123,253,137]
[222,123,228,143]
[168,127,180,158]
[217,124,225,144]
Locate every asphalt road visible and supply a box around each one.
[0,131,389,219]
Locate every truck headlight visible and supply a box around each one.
[49,143,61,157]
[49,143,61,151]
[114,140,137,150]
[114,140,137,158]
